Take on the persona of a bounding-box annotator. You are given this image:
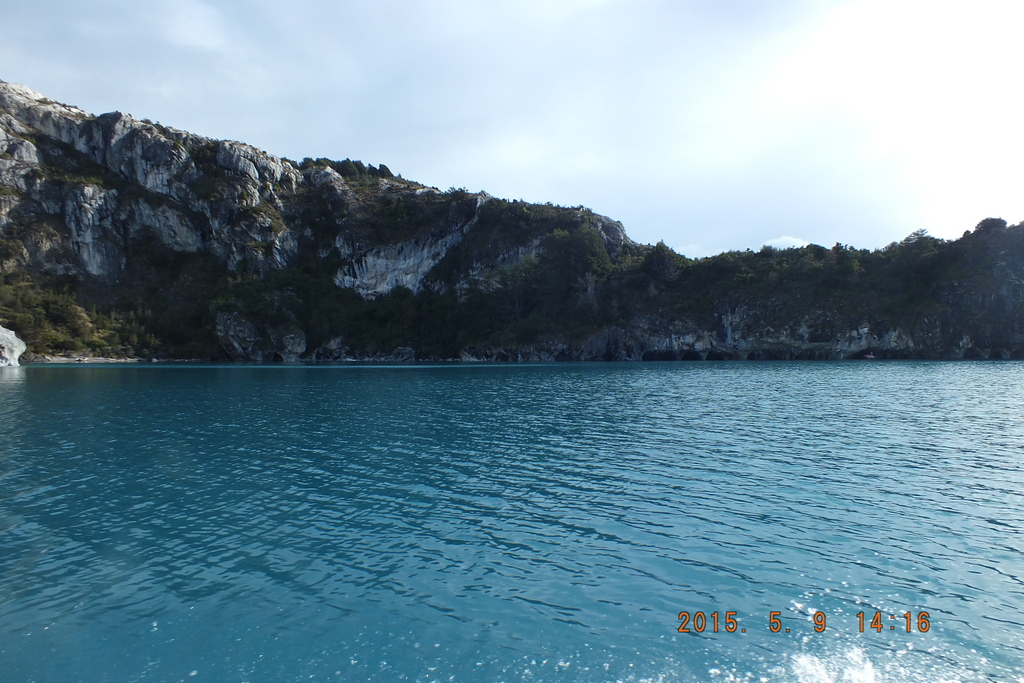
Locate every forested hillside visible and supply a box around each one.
[2,80,1022,361]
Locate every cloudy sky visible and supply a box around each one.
[3,0,1021,256]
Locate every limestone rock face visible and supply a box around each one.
[388,346,416,362]
[0,79,584,300]
[334,222,472,298]
[214,311,263,362]
[453,303,1024,362]
[309,337,348,361]
[0,80,308,284]
[214,311,307,362]
[268,323,307,363]
[590,214,631,258]
[0,324,26,366]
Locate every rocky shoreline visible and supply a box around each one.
[20,354,147,364]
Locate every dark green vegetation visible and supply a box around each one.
[0,246,225,359]
[441,218,1024,358]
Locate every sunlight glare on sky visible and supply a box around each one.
[764,0,1024,245]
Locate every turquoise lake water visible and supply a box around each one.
[0,362,1022,682]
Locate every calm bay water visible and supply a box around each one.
[0,362,1022,682]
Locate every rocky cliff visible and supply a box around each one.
[0,323,25,366]
[1,79,1022,361]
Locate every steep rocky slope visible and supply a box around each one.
[1,79,1022,361]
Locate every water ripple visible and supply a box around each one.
[1,362,1022,681]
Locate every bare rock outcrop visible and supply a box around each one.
[0,324,26,366]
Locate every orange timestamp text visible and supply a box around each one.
[677,610,930,634]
